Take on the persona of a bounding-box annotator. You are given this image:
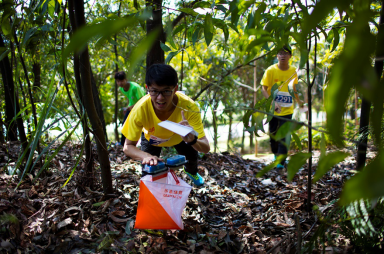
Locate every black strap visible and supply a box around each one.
[186,135,198,146]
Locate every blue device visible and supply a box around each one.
[143,161,167,174]
[166,155,188,167]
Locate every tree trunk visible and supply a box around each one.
[213,110,218,153]
[32,62,41,92]
[0,111,4,143]
[0,33,28,150]
[114,35,119,142]
[146,0,165,67]
[90,68,108,142]
[227,110,232,151]
[356,1,384,169]
[113,2,122,142]
[68,0,94,189]
[72,0,113,195]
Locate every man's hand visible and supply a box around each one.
[142,155,163,166]
[274,103,282,113]
[178,111,196,143]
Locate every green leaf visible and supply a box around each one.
[179,8,199,16]
[246,37,274,51]
[291,132,302,150]
[160,41,172,52]
[49,126,62,131]
[212,18,229,42]
[1,14,12,36]
[193,2,211,9]
[126,28,160,80]
[242,109,253,129]
[204,14,214,46]
[319,133,326,160]
[313,151,349,183]
[229,1,240,26]
[47,0,55,19]
[339,152,384,205]
[63,16,137,60]
[326,15,375,145]
[275,121,303,141]
[257,155,287,177]
[22,27,38,49]
[165,51,178,64]
[215,5,228,13]
[192,25,202,46]
[300,0,335,39]
[0,48,10,62]
[331,27,339,52]
[133,0,140,10]
[93,201,105,207]
[287,152,312,182]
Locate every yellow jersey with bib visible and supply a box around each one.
[261,64,298,116]
[121,92,205,147]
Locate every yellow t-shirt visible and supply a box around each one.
[261,64,298,116]
[121,92,205,147]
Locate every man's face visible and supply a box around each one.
[146,83,177,112]
[116,79,127,87]
[277,50,291,64]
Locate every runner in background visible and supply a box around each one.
[114,71,146,146]
[261,45,303,169]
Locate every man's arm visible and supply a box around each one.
[179,111,210,153]
[293,84,304,107]
[262,85,269,99]
[262,85,281,113]
[123,139,163,165]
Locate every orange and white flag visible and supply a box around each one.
[135,171,192,230]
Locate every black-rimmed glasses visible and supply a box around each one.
[147,89,174,97]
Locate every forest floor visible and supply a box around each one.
[0,141,375,253]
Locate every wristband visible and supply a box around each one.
[186,135,198,146]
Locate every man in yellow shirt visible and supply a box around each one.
[261,46,303,169]
[122,64,210,186]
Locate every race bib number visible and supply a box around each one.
[149,135,171,145]
[275,91,293,108]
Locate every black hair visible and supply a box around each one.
[281,45,292,55]
[145,64,178,87]
[114,71,126,80]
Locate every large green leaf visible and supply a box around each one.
[313,151,349,183]
[291,132,302,150]
[246,37,274,51]
[339,152,384,205]
[160,41,172,52]
[193,1,211,9]
[274,121,303,141]
[287,152,312,182]
[326,14,376,145]
[1,14,12,36]
[0,48,10,62]
[330,27,340,52]
[212,18,229,42]
[192,25,201,45]
[300,0,347,40]
[126,28,160,80]
[63,16,137,60]
[204,14,214,46]
[257,155,287,177]
[22,27,38,49]
[165,51,178,64]
[179,8,199,16]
